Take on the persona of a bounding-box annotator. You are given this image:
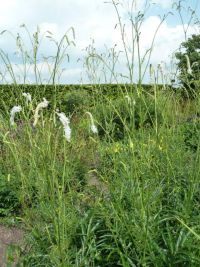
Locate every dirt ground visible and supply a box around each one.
[0,225,24,266]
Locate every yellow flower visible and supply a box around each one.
[129,141,134,149]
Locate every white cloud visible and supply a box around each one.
[0,61,83,84]
[151,0,173,9]
[127,0,173,12]
[139,16,198,62]
[0,0,198,83]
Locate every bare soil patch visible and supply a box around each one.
[0,225,24,266]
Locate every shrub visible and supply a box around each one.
[0,173,21,217]
[60,90,90,115]
[182,120,200,151]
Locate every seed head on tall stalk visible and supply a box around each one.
[84,0,169,94]
[172,0,198,41]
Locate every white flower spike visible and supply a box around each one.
[57,112,71,142]
[22,92,32,103]
[10,106,22,126]
[33,98,49,127]
[85,112,98,134]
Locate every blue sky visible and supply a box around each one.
[0,0,199,84]
[149,0,199,26]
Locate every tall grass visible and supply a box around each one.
[0,0,200,266]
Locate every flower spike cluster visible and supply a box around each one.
[9,98,99,144]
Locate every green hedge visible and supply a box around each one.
[0,83,166,113]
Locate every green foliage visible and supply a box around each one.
[0,174,21,217]
[181,120,200,151]
[60,90,91,115]
[175,34,200,98]
[96,94,163,141]
[0,84,164,114]
[2,85,200,266]
[96,97,131,141]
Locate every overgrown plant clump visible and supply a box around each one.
[175,34,200,98]
[1,78,200,267]
[1,0,200,266]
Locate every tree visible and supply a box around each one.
[175,34,200,97]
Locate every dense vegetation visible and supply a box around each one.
[1,82,200,266]
[175,34,200,98]
[0,0,200,266]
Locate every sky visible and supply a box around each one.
[0,0,199,84]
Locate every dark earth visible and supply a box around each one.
[0,225,24,266]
